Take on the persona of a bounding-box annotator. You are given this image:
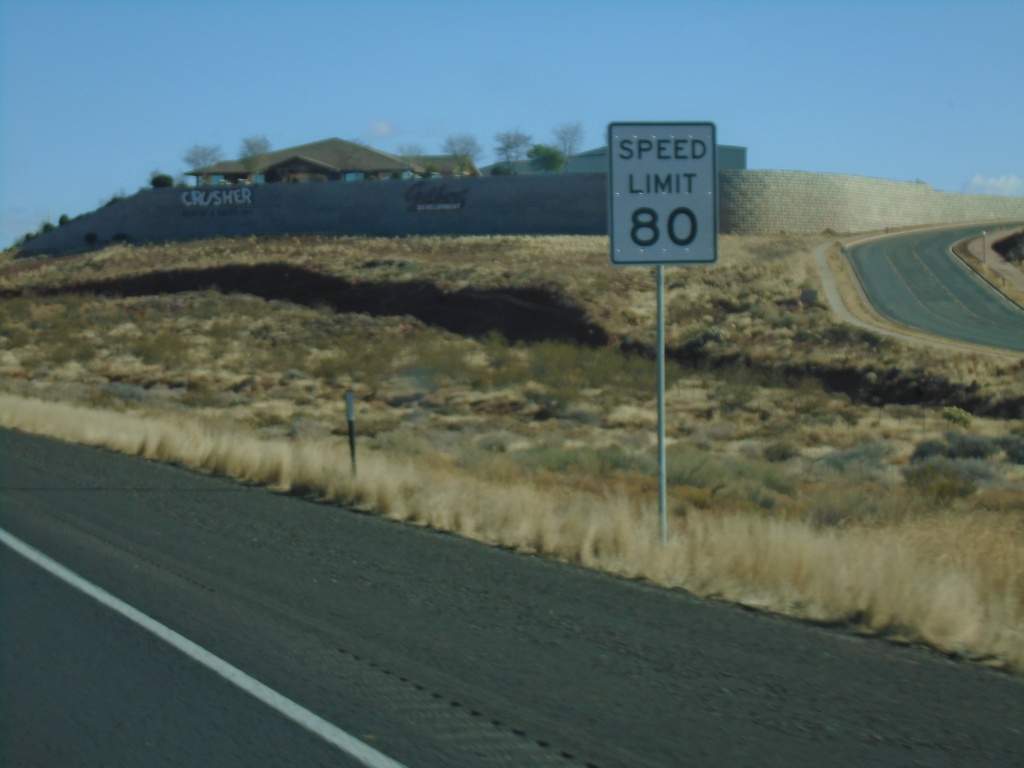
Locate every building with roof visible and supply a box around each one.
[187,137,479,185]
[21,136,1024,255]
[480,144,747,175]
[402,155,480,178]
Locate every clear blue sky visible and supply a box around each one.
[1,0,1021,248]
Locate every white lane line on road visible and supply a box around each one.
[0,526,410,768]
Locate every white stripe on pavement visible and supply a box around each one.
[0,526,410,768]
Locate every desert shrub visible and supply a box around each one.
[399,339,474,391]
[651,444,795,509]
[944,431,1001,460]
[941,405,972,428]
[731,455,797,495]
[911,433,1002,463]
[515,341,659,405]
[589,444,637,473]
[763,439,799,463]
[804,503,853,529]
[511,443,634,475]
[749,237,804,260]
[370,431,436,456]
[660,445,726,489]
[133,331,190,367]
[454,449,526,482]
[713,381,756,414]
[818,324,888,350]
[472,333,526,387]
[2,326,32,348]
[0,296,32,324]
[110,383,152,402]
[180,381,221,407]
[910,439,949,462]
[860,329,888,350]
[314,339,395,382]
[671,484,715,510]
[998,435,1024,464]
[902,458,994,499]
[310,353,351,382]
[742,484,781,511]
[804,481,926,528]
[49,337,97,365]
[947,459,997,485]
[819,441,890,472]
[750,302,781,324]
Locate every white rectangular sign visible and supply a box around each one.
[608,122,717,265]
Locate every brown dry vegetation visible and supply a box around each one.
[1,234,1022,670]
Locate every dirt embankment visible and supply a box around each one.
[7,260,1024,419]
[2,263,609,347]
[622,334,1024,419]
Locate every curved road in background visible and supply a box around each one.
[843,222,1024,354]
[845,224,1024,353]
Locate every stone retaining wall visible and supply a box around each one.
[19,170,1024,253]
[719,170,1024,233]
[21,175,608,254]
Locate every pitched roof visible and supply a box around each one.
[571,147,608,159]
[189,137,420,176]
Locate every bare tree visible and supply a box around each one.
[441,134,482,174]
[552,121,584,172]
[239,135,271,180]
[396,143,425,158]
[183,144,223,170]
[494,128,532,172]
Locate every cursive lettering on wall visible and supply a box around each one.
[405,181,468,212]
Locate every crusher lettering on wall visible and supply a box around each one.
[608,122,717,265]
[180,188,253,207]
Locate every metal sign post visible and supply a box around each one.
[608,122,717,543]
[656,264,667,543]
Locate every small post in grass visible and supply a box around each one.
[345,390,357,476]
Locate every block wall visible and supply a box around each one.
[19,170,1024,253]
[719,170,1024,233]
[21,174,607,253]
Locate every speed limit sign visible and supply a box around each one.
[608,122,717,265]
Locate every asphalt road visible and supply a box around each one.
[0,543,367,767]
[2,428,1023,766]
[846,224,1024,353]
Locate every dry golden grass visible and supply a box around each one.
[1,393,1020,670]
[2,233,1023,670]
